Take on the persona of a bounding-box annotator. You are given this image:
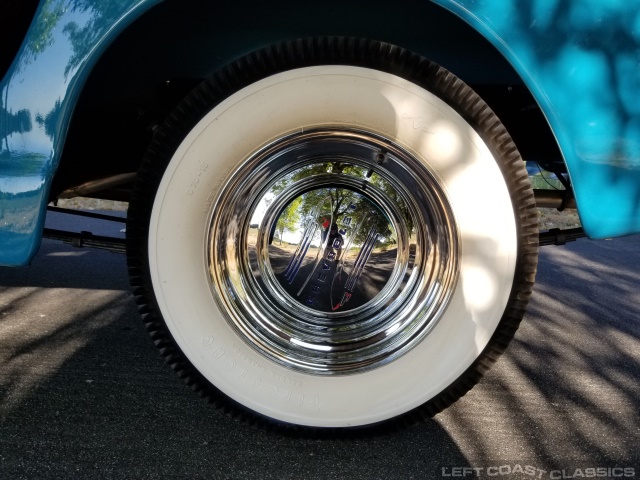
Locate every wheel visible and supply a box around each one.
[126,38,538,431]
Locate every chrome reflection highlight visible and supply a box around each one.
[271,187,395,313]
[207,129,459,375]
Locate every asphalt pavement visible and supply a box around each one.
[0,211,638,479]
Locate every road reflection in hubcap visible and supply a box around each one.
[269,188,397,313]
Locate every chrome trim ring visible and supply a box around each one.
[207,129,459,375]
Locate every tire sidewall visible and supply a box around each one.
[147,66,519,427]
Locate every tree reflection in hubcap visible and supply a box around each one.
[207,129,459,374]
[268,187,397,313]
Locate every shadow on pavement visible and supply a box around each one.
[0,240,471,478]
[438,235,640,470]
[1,234,638,477]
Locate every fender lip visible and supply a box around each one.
[431,0,640,239]
[0,0,163,266]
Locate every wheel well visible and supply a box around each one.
[51,0,564,201]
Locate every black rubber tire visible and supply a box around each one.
[126,37,538,435]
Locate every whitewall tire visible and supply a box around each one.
[126,38,538,432]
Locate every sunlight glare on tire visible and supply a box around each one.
[461,263,497,312]
[424,119,463,166]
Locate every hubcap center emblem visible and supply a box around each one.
[267,188,397,313]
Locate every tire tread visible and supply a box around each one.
[126,37,538,437]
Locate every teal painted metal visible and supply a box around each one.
[0,0,162,266]
[1,0,640,266]
[433,0,640,238]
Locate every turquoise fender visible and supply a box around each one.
[1,0,639,266]
[0,0,163,266]
[433,0,640,239]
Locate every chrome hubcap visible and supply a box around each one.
[208,129,459,374]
